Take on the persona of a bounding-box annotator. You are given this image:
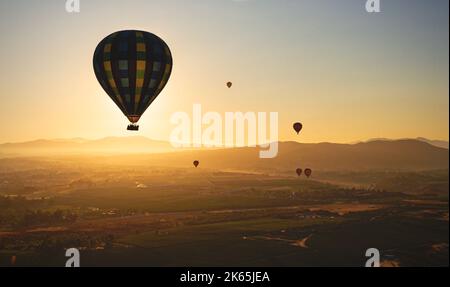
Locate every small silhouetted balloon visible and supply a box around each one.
[227,82,232,88]
[296,168,302,176]
[304,168,312,178]
[293,122,303,134]
[193,160,199,168]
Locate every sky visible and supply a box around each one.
[0,0,448,144]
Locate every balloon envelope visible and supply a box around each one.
[193,160,199,168]
[93,30,173,124]
[296,168,302,176]
[304,168,312,178]
[227,82,232,88]
[293,122,303,134]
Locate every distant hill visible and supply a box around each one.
[365,137,449,149]
[91,139,448,172]
[415,137,449,149]
[0,136,175,156]
[142,139,447,171]
[0,137,448,171]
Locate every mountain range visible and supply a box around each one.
[364,137,449,149]
[0,136,174,155]
[0,137,448,171]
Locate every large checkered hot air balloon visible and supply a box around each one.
[93,30,173,131]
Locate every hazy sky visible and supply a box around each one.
[0,0,448,144]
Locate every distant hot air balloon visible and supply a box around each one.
[293,122,303,134]
[93,30,173,131]
[193,160,199,168]
[304,168,312,178]
[226,82,232,88]
[296,168,302,177]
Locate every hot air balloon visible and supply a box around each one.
[293,122,303,134]
[193,160,199,168]
[227,82,232,88]
[296,168,302,177]
[93,30,173,131]
[304,168,312,178]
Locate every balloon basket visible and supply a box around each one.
[127,124,139,131]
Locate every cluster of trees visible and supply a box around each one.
[0,195,29,208]
[0,233,115,252]
[0,209,78,228]
[0,195,79,228]
[22,209,78,227]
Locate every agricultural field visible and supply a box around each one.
[0,157,447,267]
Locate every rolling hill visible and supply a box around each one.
[365,137,449,149]
[0,137,448,171]
[136,139,448,171]
[0,136,175,156]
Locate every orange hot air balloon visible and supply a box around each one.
[296,168,302,177]
[304,168,312,178]
[193,160,199,168]
[293,122,303,134]
[226,82,232,88]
